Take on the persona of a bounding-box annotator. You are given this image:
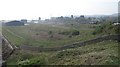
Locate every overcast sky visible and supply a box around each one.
[0,0,119,20]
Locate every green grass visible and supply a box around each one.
[4,23,119,65]
[6,40,118,65]
[49,40,118,65]
[2,27,25,47]
[2,23,98,47]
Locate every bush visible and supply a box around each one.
[59,29,80,36]
[48,31,52,35]
[71,30,80,35]
[18,57,47,65]
[48,31,54,38]
[68,35,72,38]
[114,25,120,34]
[92,26,103,35]
[36,33,39,35]
[92,22,119,35]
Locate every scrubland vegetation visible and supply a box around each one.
[2,23,98,47]
[7,40,118,65]
[2,21,119,65]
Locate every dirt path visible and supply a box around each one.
[1,34,119,66]
[19,34,120,52]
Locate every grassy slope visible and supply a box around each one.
[49,40,118,65]
[7,40,118,65]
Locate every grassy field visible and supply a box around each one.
[6,40,118,65]
[3,22,119,65]
[2,23,98,47]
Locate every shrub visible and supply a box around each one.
[48,31,53,38]
[92,26,103,35]
[48,31,52,35]
[114,25,120,34]
[36,33,39,35]
[68,35,72,38]
[59,29,80,36]
[18,57,47,65]
[71,30,80,35]
[92,22,119,35]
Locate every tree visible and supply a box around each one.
[39,17,41,20]
[71,15,73,18]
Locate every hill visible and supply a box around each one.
[6,40,118,65]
